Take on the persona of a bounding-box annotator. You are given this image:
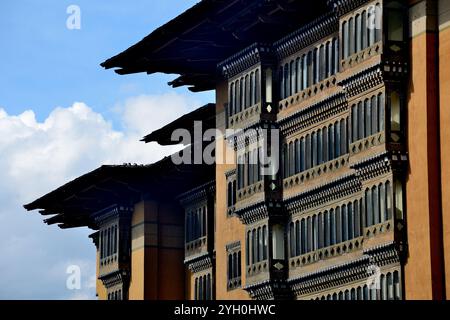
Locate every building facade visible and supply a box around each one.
[25,0,450,300]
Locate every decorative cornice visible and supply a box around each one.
[244,280,274,300]
[339,64,384,98]
[92,205,133,226]
[99,269,130,289]
[327,0,370,17]
[278,92,347,136]
[226,241,241,252]
[218,43,273,79]
[274,12,338,60]
[225,168,237,179]
[177,180,215,207]
[350,151,391,181]
[284,173,361,215]
[185,253,213,274]
[235,201,269,225]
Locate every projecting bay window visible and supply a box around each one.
[99,223,118,265]
[185,205,208,255]
[226,242,242,290]
[288,181,395,260]
[341,2,382,62]
[283,118,349,179]
[194,273,213,300]
[246,225,268,268]
[278,38,339,101]
[228,68,261,121]
[237,147,262,191]
[350,92,385,144]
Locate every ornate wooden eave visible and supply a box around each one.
[274,12,338,60]
[218,43,273,80]
[184,252,213,274]
[177,180,216,207]
[98,269,130,289]
[351,151,408,181]
[339,63,384,98]
[284,173,361,215]
[327,0,370,17]
[234,200,269,225]
[278,92,347,136]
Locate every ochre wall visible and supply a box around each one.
[404,0,445,300]
[439,0,450,299]
[214,81,250,300]
[128,200,185,300]
[95,249,107,300]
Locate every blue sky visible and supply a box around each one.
[0,0,213,125]
[0,0,213,299]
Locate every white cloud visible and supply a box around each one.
[0,92,200,299]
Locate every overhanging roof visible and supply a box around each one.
[24,156,214,229]
[141,103,216,145]
[100,0,328,92]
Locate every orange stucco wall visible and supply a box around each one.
[439,0,450,299]
[214,81,250,300]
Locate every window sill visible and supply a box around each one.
[341,41,382,72]
[283,154,349,190]
[278,75,337,114]
[228,103,261,129]
[349,131,385,155]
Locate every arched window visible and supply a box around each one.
[228,254,233,280]
[372,185,380,225]
[289,222,295,257]
[356,14,362,52]
[324,211,330,247]
[378,92,385,132]
[394,271,401,300]
[352,104,358,142]
[371,95,378,134]
[291,60,296,95]
[387,272,394,300]
[330,208,336,245]
[368,6,376,45]
[240,78,244,112]
[296,57,302,92]
[251,229,256,263]
[300,137,306,172]
[305,134,312,170]
[301,219,306,254]
[255,69,260,103]
[307,51,313,87]
[366,188,373,226]
[319,44,326,81]
[381,274,387,300]
[342,21,348,58]
[262,225,268,260]
[295,220,301,256]
[342,204,348,242]
[295,139,300,174]
[227,182,232,207]
[284,63,290,98]
[289,141,295,177]
[358,101,364,140]
[326,42,331,78]
[318,213,324,249]
[362,11,368,49]
[253,228,258,262]
[312,131,317,167]
[206,274,211,300]
[250,72,255,106]
[312,215,318,251]
[334,122,341,157]
[317,129,323,164]
[302,54,307,89]
[258,227,263,262]
[354,200,361,237]
[229,82,235,116]
[332,38,339,74]
[313,48,319,84]
[307,216,312,252]
[323,126,329,162]
[386,180,392,220]
[349,17,354,56]
[348,202,354,240]
[199,276,203,301]
[283,144,289,178]
[365,98,372,137]
[246,231,251,265]
[341,119,348,154]
[329,124,335,160]
[375,3,382,42]
[336,206,342,243]
[279,67,285,100]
